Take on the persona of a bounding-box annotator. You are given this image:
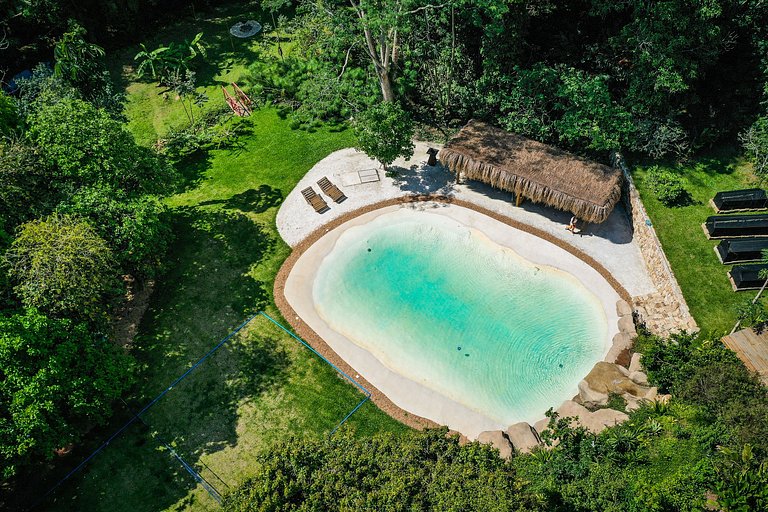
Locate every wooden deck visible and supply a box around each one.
[722,328,768,385]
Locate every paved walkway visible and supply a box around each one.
[276,142,655,297]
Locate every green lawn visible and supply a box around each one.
[39,6,409,512]
[632,152,758,335]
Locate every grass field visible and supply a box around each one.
[38,5,409,512]
[632,151,758,335]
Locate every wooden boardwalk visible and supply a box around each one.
[722,328,768,385]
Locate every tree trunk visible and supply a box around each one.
[379,71,395,102]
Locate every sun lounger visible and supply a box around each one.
[317,176,347,203]
[302,187,329,213]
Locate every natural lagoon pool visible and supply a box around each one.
[310,207,610,428]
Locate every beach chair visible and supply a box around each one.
[317,176,347,203]
[302,187,330,213]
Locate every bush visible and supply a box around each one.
[0,308,132,477]
[645,166,689,206]
[2,214,118,321]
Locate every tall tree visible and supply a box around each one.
[0,308,132,478]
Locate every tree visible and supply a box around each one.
[224,428,532,511]
[3,214,117,320]
[56,186,172,278]
[0,308,132,477]
[0,92,19,136]
[741,116,768,183]
[0,139,53,229]
[353,101,414,174]
[28,98,177,195]
[53,21,105,83]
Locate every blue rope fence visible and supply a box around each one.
[259,312,372,435]
[33,311,371,508]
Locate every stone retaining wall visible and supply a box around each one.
[613,153,697,335]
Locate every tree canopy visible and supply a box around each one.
[3,214,117,321]
[0,309,132,478]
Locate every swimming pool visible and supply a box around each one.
[284,204,619,437]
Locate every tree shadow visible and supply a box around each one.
[198,185,284,214]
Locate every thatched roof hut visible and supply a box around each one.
[439,120,623,223]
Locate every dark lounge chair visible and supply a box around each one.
[728,264,768,291]
[302,187,330,213]
[317,176,347,203]
[703,214,768,239]
[715,238,768,264]
[711,188,768,213]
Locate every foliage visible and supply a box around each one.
[488,64,634,151]
[735,298,767,329]
[50,22,123,117]
[224,428,533,511]
[0,308,132,478]
[133,32,207,84]
[0,139,53,229]
[714,444,768,511]
[0,92,20,136]
[160,106,249,160]
[740,116,768,182]
[645,166,689,206]
[53,21,105,83]
[28,98,177,195]
[56,186,172,278]
[640,330,768,452]
[2,214,118,321]
[243,49,377,128]
[353,102,414,173]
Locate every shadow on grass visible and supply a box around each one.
[30,206,292,511]
[199,185,284,213]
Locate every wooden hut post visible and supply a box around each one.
[515,193,524,207]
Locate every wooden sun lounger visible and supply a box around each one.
[302,187,329,213]
[317,176,347,203]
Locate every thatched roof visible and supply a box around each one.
[439,120,623,223]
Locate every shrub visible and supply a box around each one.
[645,166,689,206]
[2,214,118,321]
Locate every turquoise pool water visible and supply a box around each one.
[313,210,608,426]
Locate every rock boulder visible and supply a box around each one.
[477,430,513,460]
[616,299,633,317]
[506,422,541,453]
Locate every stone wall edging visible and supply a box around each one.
[612,153,697,334]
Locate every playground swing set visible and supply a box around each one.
[222,82,252,116]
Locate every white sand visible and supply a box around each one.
[284,203,621,439]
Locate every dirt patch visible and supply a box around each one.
[113,275,155,350]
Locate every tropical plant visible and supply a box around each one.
[133,33,206,84]
[133,43,171,80]
[53,21,105,82]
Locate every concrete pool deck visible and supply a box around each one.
[277,142,656,297]
[281,203,623,438]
